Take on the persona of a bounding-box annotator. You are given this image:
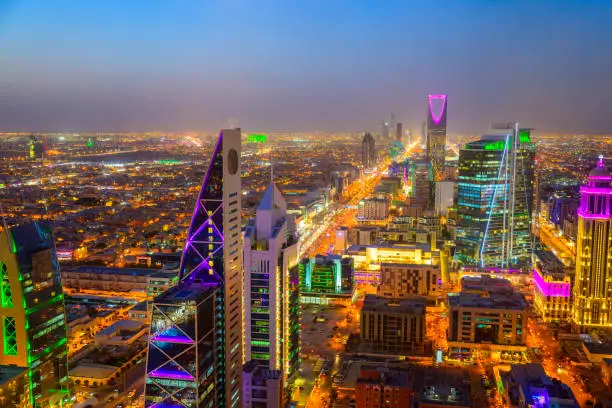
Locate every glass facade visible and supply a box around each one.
[145,286,218,408]
[0,221,71,407]
[146,130,242,408]
[455,131,535,268]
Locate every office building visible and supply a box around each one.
[447,276,528,358]
[410,160,430,201]
[145,129,243,408]
[532,250,571,323]
[0,221,71,407]
[455,129,535,268]
[377,263,441,298]
[242,361,283,408]
[28,135,44,159]
[426,94,447,207]
[355,367,413,408]
[243,182,300,387]
[572,156,612,329]
[395,122,403,143]
[362,133,376,169]
[357,197,389,221]
[354,366,471,408]
[434,181,455,216]
[382,121,390,141]
[502,364,578,408]
[360,295,425,354]
[299,254,354,304]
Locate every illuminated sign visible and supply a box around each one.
[248,134,267,143]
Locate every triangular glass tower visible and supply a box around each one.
[145,129,243,408]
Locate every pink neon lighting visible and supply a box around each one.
[428,94,447,125]
[533,269,570,298]
[578,209,610,219]
[580,187,612,195]
[598,154,605,168]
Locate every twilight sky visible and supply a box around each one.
[1,0,611,135]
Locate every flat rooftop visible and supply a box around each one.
[448,291,527,311]
[63,265,176,279]
[154,279,217,304]
[362,294,426,315]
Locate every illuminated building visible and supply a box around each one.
[426,94,447,207]
[360,295,425,354]
[242,361,282,408]
[243,182,300,393]
[145,129,243,408]
[355,367,413,408]
[61,265,176,300]
[0,221,71,407]
[434,180,455,216]
[532,250,571,323]
[357,197,389,221]
[298,255,354,304]
[447,276,528,359]
[571,156,612,329]
[28,135,43,160]
[362,132,376,169]
[502,364,578,408]
[455,129,535,268]
[377,263,442,298]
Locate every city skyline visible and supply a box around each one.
[1,1,612,134]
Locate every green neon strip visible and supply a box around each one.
[26,293,63,316]
[28,337,67,364]
[3,317,17,355]
[248,134,267,143]
[9,233,17,254]
[0,263,13,308]
[519,130,531,143]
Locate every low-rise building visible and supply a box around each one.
[377,263,442,298]
[447,276,528,360]
[355,367,413,408]
[360,295,425,355]
[61,265,176,299]
[298,254,354,305]
[502,363,578,408]
[532,250,571,323]
[357,197,389,221]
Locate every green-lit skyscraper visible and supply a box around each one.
[455,127,535,268]
[0,221,71,407]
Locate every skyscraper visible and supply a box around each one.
[243,182,300,402]
[381,121,390,141]
[455,128,535,268]
[362,132,376,169]
[0,221,71,407]
[426,94,447,182]
[396,122,403,143]
[572,156,612,329]
[145,129,243,408]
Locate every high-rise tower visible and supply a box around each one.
[572,156,612,329]
[145,129,243,408]
[0,221,71,407]
[243,183,300,402]
[426,94,448,208]
[455,127,535,268]
[362,133,376,169]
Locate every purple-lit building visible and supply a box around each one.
[572,156,612,329]
[502,363,578,408]
[145,129,243,408]
[532,250,571,323]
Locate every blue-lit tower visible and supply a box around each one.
[145,129,243,408]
